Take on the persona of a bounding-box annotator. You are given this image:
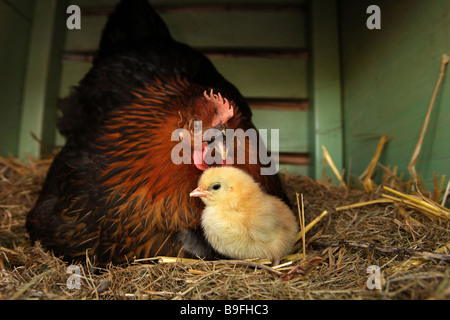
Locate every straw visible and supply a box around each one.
[1,149,449,300]
[296,193,306,261]
[441,180,450,207]
[359,135,390,191]
[408,54,450,182]
[336,199,393,211]
[382,186,450,220]
[321,145,346,188]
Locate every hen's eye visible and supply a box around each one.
[189,118,200,132]
[212,183,221,191]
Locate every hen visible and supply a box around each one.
[26,0,288,265]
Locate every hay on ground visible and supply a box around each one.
[0,155,449,300]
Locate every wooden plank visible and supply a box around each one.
[72,0,306,6]
[163,11,307,49]
[0,0,34,157]
[18,0,67,159]
[58,58,308,101]
[279,164,309,176]
[252,109,309,153]
[248,98,308,111]
[62,48,308,62]
[213,58,308,99]
[59,62,308,103]
[62,52,94,63]
[80,4,305,16]
[278,152,310,165]
[173,47,308,60]
[64,11,306,51]
[307,0,343,181]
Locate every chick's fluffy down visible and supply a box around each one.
[195,167,298,263]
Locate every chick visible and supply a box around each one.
[190,166,298,265]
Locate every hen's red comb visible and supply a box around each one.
[204,89,234,127]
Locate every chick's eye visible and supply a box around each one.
[212,183,221,191]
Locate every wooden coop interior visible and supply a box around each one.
[1,0,449,189]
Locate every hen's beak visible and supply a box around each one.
[190,187,210,198]
[215,135,227,161]
[205,125,228,161]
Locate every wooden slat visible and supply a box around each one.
[211,59,308,99]
[62,48,307,63]
[0,1,34,157]
[58,60,308,101]
[278,152,310,165]
[199,48,307,60]
[62,51,93,63]
[252,109,309,154]
[81,4,305,16]
[18,0,66,159]
[248,98,308,111]
[308,0,343,181]
[65,10,305,52]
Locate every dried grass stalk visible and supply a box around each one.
[382,186,450,220]
[408,54,450,182]
[336,199,393,211]
[296,193,306,261]
[359,135,390,191]
[441,180,450,207]
[321,145,346,188]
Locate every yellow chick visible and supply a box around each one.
[190,166,298,265]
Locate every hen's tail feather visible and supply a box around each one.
[96,0,173,62]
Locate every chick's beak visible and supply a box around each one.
[189,187,210,198]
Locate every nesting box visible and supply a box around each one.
[1,0,449,188]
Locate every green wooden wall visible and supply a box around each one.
[0,0,34,157]
[339,0,450,187]
[58,0,312,175]
[3,0,448,187]
[0,0,67,159]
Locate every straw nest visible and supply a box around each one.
[0,152,449,301]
